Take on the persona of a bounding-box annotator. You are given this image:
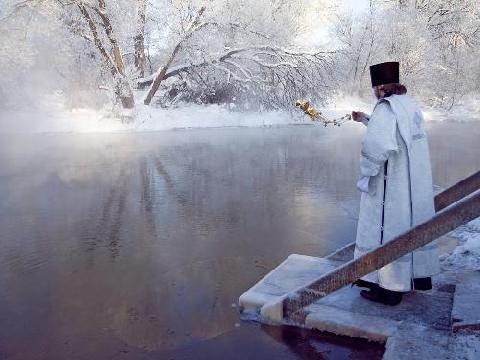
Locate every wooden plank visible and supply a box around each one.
[261,192,480,323]
[328,171,480,264]
[434,171,480,211]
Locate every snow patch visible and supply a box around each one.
[422,94,480,122]
[443,217,480,271]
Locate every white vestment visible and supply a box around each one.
[354,94,440,292]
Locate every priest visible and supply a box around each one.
[351,61,440,306]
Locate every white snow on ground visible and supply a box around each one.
[0,104,310,134]
[0,93,478,134]
[445,211,480,359]
[0,93,370,134]
[422,94,480,122]
[443,216,480,271]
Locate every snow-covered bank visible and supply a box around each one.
[324,93,480,123]
[0,105,309,134]
[422,94,480,122]
[0,94,479,134]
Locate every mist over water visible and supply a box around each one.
[1,0,479,357]
[0,122,479,359]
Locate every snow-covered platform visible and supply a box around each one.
[238,254,344,313]
[239,237,480,359]
[452,271,480,332]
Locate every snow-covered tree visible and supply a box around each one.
[2,0,477,113]
[141,0,336,110]
[58,0,136,108]
[1,0,336,111]
[1,0,137,109]
[333,0,480,107]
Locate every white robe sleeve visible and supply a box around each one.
[361,114,370,126]
[356,176,370,193]
[360,101,398,178]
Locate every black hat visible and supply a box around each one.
[370,62,399,87]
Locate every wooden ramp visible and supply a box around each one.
[238,171,480,358]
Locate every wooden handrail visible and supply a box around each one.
[326,171,480,261]
[434,171,480,211]
[261,173,480,323]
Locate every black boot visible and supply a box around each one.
[413,277,432,291]
[352,279,378,289]
[360,286,403,306]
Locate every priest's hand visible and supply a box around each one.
[352,111,367,122]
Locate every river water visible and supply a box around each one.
[0,121,478,359]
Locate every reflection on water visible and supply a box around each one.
[154,323,385,359]
[0,122,478,359]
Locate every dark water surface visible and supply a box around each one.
[0,122,478,359]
